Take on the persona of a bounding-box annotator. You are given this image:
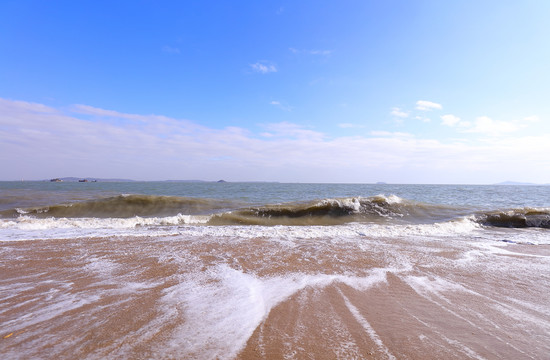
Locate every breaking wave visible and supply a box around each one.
[475,208,550,229]
[0,194,236,219]
[208,195,462,226]
[1,194,549,229]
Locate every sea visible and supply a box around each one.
[1,181,549,359]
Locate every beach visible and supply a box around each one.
[5,1,550,357]
[1,182,550,359]
[2,233,550,359]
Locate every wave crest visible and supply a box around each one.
[207,195,458,226]
[4,193,549,229]
[1,195,235,219]
[476,208,550,229]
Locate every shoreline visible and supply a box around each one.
[1,234,549,358]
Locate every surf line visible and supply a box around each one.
[337,288,396,360]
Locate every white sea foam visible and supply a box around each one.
[316,197,363,212]
[0,281,102,331]
[2,213,549,245]
[0,214,210,230]
[339,288,396,360]
[379,194,403,204]
[159,265,389,359]
[173,219,482,242]
[0,214,207,240]
[405,275,474,299]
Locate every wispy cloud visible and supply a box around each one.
[270,100,292,111]
[162,45,180,54]
[339,123,365,129]
[415,116,431,123]
[441,114,461,126]
[416,100,442,111]
[465,116,522,136]
[523,115,540,122]
[289,48,332,56]
[72,104,145,120]
[250,61,277,74]
[441,113,536,136]
[370,131,414,138]
[260,122,324,140]
[2,98,549,183]
[390,107,409,118]
[71,104,200,130]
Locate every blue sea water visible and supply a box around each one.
[0,181,549,243]
[1,181,550,358]
[1,181,549,210]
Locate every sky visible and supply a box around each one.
[1,0,550,183]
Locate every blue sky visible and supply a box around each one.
[1,0,549,183]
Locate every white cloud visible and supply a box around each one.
[269,100,292,111]
[416,100,442,111]
[72,104,144,120]
[2,98,549,183]
[338,123,369,129]
[309,50,332,56]
[441,114,461,126]
[71,104,203,131]
[338,123,353,128]
[391,107,409,118]
[415,116,431,123]
[162,45,180,54]
[523,115,540,122]
[370,131,413,138]
[261,122,324,140]
[250,62,277,74]
[289,48,332,56]
[466,116,521,136]
[441,113,540,136]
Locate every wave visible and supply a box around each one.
[2,194,549,229]
[0,194,236,219]
[474,208,550,229]
[0,194,453,222]
[0,214,482,242]
[208,195,464,226]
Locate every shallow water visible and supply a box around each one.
[1,182,549,358]
[2,233,549,359]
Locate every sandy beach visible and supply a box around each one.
[2,232,549,359]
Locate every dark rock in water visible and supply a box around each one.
[217,180,227,183]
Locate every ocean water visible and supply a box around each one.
[1,182,549,359]
[1,182,549,241]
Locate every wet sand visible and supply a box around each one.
[1,234,549,359]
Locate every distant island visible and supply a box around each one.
[47,177,135,182]
[162,180,208,183]
[11,178,545,185]
[495,181,537,185]
[44,177,233,183]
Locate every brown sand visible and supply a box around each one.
[1,235,549,359]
